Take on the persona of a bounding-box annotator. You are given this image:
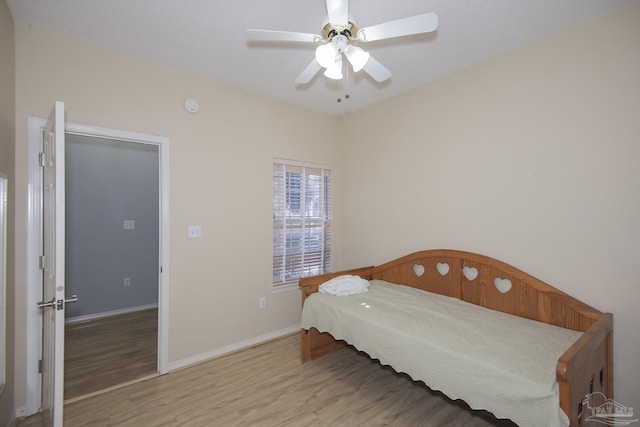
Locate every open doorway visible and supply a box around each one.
[63,134,159,399]
[24,118,169,416]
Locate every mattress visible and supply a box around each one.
[301,279,582,427]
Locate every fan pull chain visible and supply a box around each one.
[337,61,350,103]
[344,63,351,101]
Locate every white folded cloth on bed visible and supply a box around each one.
[318,275,369,296]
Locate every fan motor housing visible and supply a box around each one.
[322,21,358,41]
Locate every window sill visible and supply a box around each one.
[271,282,301,294]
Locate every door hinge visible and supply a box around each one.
[38,152,46,167]
[38,359,43,374]
[39,255,46,270]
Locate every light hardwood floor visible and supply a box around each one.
[18,333,516,427]
[64,308,158,400]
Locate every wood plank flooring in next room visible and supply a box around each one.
[18,333,516,427]
[64,308,158,400]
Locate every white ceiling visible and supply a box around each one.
[7,0,635,116]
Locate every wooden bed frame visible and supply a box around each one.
[299,249,613,426]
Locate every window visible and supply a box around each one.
[273,159,332,291]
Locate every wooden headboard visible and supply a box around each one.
[300,249,603,332]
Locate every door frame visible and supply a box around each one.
[0,174,7,393]
[25,117,170,416]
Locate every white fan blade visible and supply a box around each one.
[247,29,321,43]
[295,59,323,84]
[362,55,391,82]
[358,12,438,42]
[326,0,348,27]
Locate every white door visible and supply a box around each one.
[37,101,67,427]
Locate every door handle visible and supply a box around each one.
[37,294,79,310]
[36,298,56,309]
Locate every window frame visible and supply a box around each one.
[272,158,333,292]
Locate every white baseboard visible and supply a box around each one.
[8,406,25,427]
[65,303,158,324]
[168,324,301,372]
[14,406,25,419]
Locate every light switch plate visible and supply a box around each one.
[188,225,202,238]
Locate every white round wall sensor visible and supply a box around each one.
[184,98,199,113]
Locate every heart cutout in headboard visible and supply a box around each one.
[494,277,512,294]
[463,266,478,281]
[413,264,425,277]
[436,262,450,276]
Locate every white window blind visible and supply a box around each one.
[273,159,332,289]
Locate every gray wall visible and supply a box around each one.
[65,134,159,319]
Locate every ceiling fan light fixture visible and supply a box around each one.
[344,45,370,72]
[323,57,343,80]
[315,43,338,69]
[248,2,438,86]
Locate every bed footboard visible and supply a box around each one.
[300,266,373,362]
[301,328,343,361]
[557,313,614,426]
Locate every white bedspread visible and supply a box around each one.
[301,280,582,427]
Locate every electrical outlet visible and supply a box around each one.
[124,277,131,287]
[259,296,266,309]
[123,220,135,230]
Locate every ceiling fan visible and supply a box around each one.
[247,0,438,84]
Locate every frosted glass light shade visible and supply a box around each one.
[315,43,338,68]
[323,58,343,80]
[344,46,370,72]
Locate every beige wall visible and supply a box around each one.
[0,0,15,424]
[8,0,639,419]
[342,3,640,410]
[13,25,341,408]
